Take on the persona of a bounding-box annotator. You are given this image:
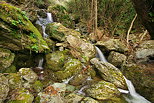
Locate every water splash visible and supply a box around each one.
[95,46,151,103]
[38,58,44,69]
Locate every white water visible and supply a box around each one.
[95,46,107,62]
[38,58,44,68]
[36,13,53,38]
[95,46,151,103]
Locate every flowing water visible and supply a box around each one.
[95,46,151,103]
[36,13,53,37]
[38,58,44,69]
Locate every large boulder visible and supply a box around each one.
[108,51,127,67]
[135,40,154,62]
[90,58,127,89]
[96,39,128,53]
[66,35,96,62]
[0,74,9,102]
[0,1,49,52]
[55,58,82,81]
[0,48,15,72]
[86,80,120,100]
[46,22,80,41]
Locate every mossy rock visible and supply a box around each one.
[55,58,82,81]
[0,48,15,72]
[2,65,17,73]
[7,73,23,90]
[0,74,9,102]
[8,88,34,103]
[0,1,49,52]
[86,80,121,100]
[46,22,80,41]
[45,51,67,71]
[90,58,127,89]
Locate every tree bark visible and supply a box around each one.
[131,0,154,39]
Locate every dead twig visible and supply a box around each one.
[126,14,137,46]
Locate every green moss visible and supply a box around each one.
[32,80,43,92]
[2,65,17,73]
[0,1,49,52]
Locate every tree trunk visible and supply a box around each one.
[131,0,154,39]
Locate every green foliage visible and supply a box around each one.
[31,44,39,53]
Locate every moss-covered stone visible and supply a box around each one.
[55,58,82,81]
[108,51,127,67]
[2,65,17,73]
[32,80,43,92]
[96,39,128,53]
[0,48,15,72]
[90,58,127,89]
[46,22,80,41]
[7,73,22,90]
[86,80,121,100]
[0,74,9,102]
[0,1,49,52]
[65,93,83,103]
[45,51,66,71]
[19,68,38,83]
[8,88,34,103]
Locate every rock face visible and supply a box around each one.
[0,74,9,102]
[0,1,49,52]
[108,51,127,67]
[0,48,15,72]
[86,80,120,100]
[135,40,154,62]
[90,58,127,89]
[96,39,128,53]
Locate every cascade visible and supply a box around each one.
[36,13,54,38]
[95,46,151,103]
[38,58,44,69]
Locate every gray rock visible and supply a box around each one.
[19,68,38,83]
[108,51,127,67]
[90,58,127,89]
[65,93,83,103]
[96,39,128,53]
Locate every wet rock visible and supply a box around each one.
[90,58,127,89]
[46,22,80,41]
[65,93,83,103]
[0,74,9,102]
[86,80,120,100]
[66,35,96,62]
[19,68,38,83]
[55,58,82,81]
[7,73,22,90]
[81,97,99,103]
[135,40,154,62]
[8,88,34,103]
[108,51,127,67]
[45,51,67,71]
[0,1,49,52]
[96,39,128,53]
[0,48,15,72]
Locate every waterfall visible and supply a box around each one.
[36,13,54,38]
[95,46,107,62]
[38,58,44,69]
[95,46,151,103]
